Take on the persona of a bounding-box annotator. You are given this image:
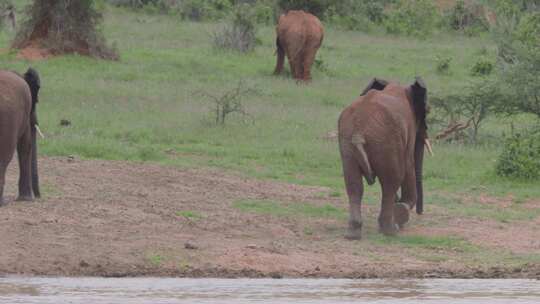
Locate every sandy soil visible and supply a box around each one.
[0,157,538,278]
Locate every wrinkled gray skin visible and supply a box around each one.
[338,77,428,239]
[0,68,41,206]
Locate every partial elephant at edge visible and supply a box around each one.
[0,67,41,206]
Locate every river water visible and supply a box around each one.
[0,277,539,303]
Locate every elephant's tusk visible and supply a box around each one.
[425,138,434,156]
[35,125,45,139]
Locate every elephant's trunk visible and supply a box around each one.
[31,124,40,198]
[414,131,425,214]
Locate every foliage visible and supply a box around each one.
[13,0,118,60]
[0,0,14,31]
[179,0,233,20]
[496,129,540,180]
[493,10,540,118]
[443,0,489,35]
[212,4,257,52]
[470,57,494,76]
[435,55,452,75]
[276,0,329,18]
[384,0,440,37]
[430,79,503,143]
[196,82,257,125]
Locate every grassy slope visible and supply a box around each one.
[0,6,538,268]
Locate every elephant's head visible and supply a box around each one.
[409,77,428,214]
[23,67,41,198]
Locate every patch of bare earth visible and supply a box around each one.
[0,157,538,278]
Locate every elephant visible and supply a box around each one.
[338,77,431,239]
[273,10,324,82]
[0,68,41,206]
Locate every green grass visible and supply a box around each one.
[370,234,477,252]
[233,199,347,220]
[0,5,536,224]
[0,3,534,276]
[176,210,202,220]
[430,193,540,223]
[147,254,164,266]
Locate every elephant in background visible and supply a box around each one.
[338,77,431,239]
[0,68,41,206]
[273,10,324,82]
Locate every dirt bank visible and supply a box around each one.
[0,157,538,278]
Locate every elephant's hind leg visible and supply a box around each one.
[16,131,33,201]
[342,156,365,240]
[379,179,402,236]
[395,159,417,228]
[0,163,6,206]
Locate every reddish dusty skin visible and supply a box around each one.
[274,10,324,82]
[0,157,538,278]
[338,78,428,239]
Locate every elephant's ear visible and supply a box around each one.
[411,76,427,129]
[360,78,388,96]
[23,67,40,107]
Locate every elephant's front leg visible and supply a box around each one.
[16,132,33,201]
[342,157,364,240]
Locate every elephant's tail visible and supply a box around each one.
[351,134,376,185]
[275,37,283,55]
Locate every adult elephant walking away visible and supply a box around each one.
[338,77,431,239]
[0,68,41,206]
[273,10,324,81]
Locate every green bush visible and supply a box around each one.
[384,0,440,37]
[496,130,540,180]
[470,57,494,76]
[443,0,489,34]
[212,4,257,52]
[277,0,330,18]
[435,55,452,75]
[179,0,232,21]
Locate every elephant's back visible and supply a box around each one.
[0,70,31,117]
[277,10,322,37]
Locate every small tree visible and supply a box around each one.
[196,82,257,125]
[492,3,540,118]
[212,4,257,53]
[12,0,118,60]
[431,79,502,143]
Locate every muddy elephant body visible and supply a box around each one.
[0,68,41,206]
[273,10,324,81]
[338,78,429,239]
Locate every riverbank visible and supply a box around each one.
[1,157,538,279]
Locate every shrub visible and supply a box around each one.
[470,57,494,76]
[196,82,257,125]
[277,0,330,18]
[496,130,540,180]
[443,0,489,34]
[384,0,440,37]
[493,10,540,118]
[430,78,503,143]
[435,55,452,75]
[212,4,257,52]
[179,0,232,21]
[12,0,118,60]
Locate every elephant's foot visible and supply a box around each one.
[378,218,399,236]
[394,203,410,229]
[16,195,33,202]
[345,220,362,240]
